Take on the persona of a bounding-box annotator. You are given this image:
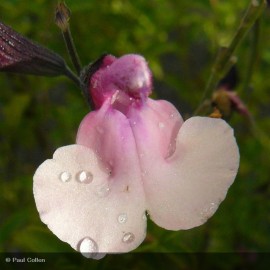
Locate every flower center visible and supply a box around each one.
[89,54,152,114]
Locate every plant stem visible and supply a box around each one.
[64,66,81,86]
[62,27,82,75]
[241,19,261,94]
[194,0,266,115]
[55,2,82,75]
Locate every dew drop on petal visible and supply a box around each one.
[79,237,98,258]
[170,113,175,119]
[76,171,93,184]
[59,171,71,182]
[118,213,128,224]
[158,122,165,129]
[96,183,110,198]
[122,232,135,244]
[93,253,106,260]
[209,202,216,211]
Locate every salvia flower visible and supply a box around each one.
[33,54,239,259]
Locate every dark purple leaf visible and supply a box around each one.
[0,21,79,84]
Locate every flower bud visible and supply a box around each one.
[55,2,71,32]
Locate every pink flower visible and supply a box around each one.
[33,54,239,259]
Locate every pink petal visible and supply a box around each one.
[127,98,183,160]
[129,100,239,230]
[90,54,152,110]
[226,91,250,117]
[76,100,147,251]
[77,99,141,176]
[34,107,147,257]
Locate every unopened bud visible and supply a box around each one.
[209,107,222,118]
[212,88,250,118]
[55,2,71,31]
[212,89,232,117]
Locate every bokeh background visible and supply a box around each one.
[0,0,270,269]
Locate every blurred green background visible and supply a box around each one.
[0,0,270,269]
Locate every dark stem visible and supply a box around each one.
[193,0,266,115]
[242,19,261,94]
[62,26,82,75]
[64,65,81,86]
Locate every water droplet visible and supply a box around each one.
[59,171,71,182]
[118,213,128,224]
[94,253,106,259]
[76,171,93,184]
[158,122,165,129]
[170,113,175,118]
[79,237,98,258]
[122,232,135,244]
[209,202,216,210]
[96,183,110,198]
